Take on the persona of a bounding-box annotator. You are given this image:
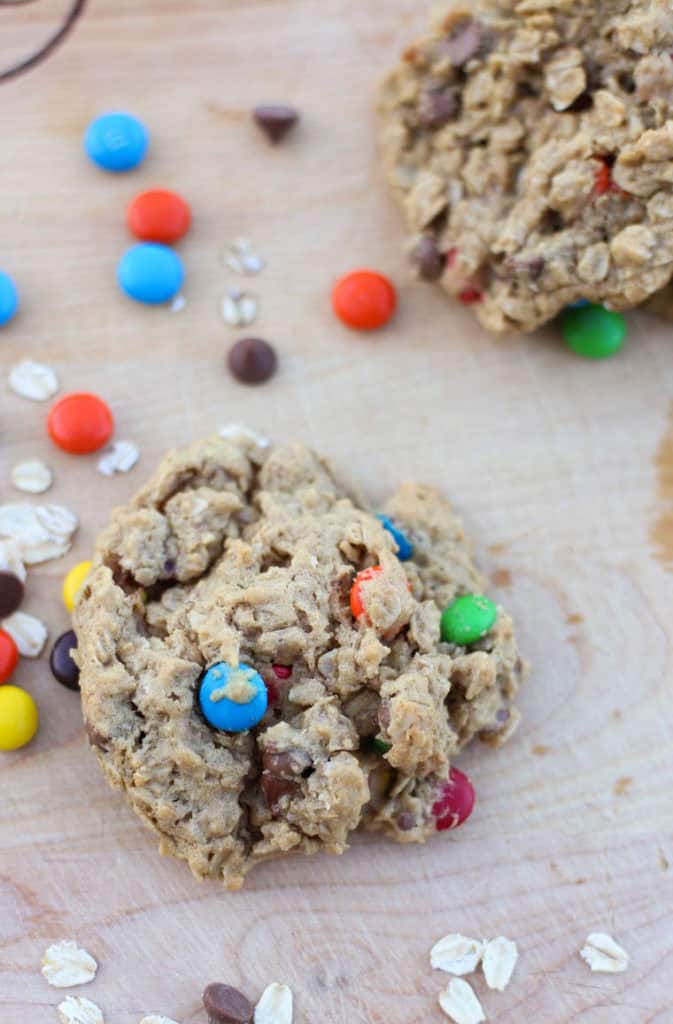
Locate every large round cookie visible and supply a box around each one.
[74,434,525,889]
[379,0,673,333]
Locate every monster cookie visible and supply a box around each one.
[74,434,525,888]
[379,0,673,333]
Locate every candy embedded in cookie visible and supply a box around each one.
[199,662,268,732]
[73,434,526,888]
[379,1,673,333]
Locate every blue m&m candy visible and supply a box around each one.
[118,243,184,304]
[377,514,413,561]
[0,271,18,326]
[84,112,148,172]
[199,662,268,733]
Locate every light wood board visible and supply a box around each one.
[1,2,673,1021]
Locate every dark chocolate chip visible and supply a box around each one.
[261,770,300,811]
[50,630,80,691]
[203,983,254,1024]
[417,88,458,129]
[0,570,24,618]
[397,811,417,831]
[442,18,482,67]
[228,337,278,385]
[253,104,299,144]
[412,236,446,281]
[539,208,564,234]
[85,721,109,751]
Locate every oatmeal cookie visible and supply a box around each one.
[379,0,673,333]
[74,434,525,888]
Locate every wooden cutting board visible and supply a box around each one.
[1,2,672,1021]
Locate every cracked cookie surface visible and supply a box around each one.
[379,0,673,333]
[74,435,525,888]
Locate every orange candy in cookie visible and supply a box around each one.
[350,566,384,622]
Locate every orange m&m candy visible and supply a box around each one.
[127,189,191,244]
[350,565,384,621]
[47,393,114,454]
[332,270,397,331]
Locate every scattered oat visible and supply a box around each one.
[254,982,293,1024]
[580,933,629,973]
[97,441,139,477]
[0,538,26,583]
[438,978,485,1024]
[431,935,484,976]
[139,1017,181,1024]
[221,289,258,327]
[57,996,104,1024]
[42,940,98,988]
[482,936,518,991]
[11,459,53,495]
[218,423,270,448]
[0,502,78,564]
[8,359,60,401]
[170,293,186,313]
[225,238,266,276]
[2,610,48,656]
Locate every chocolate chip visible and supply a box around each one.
[567,90,594,113]
[442,18,482,67]
[253,104,299,144]
[411,236,446,281]
[417,88,458,129]
[0,570,24,618]
[203,983,254,1024]
[85,721,109,751]
[397,811,416,831]
[50,630,80,691]
[227,337,278,385]
[261,770,300,811]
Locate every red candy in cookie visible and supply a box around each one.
[350,565,384,621]
[47,393,114,454]
[272,664,292,679]
[458,287,483,305]
[432,766,475,831]
[332,270,397,331]
[0,629,19,684]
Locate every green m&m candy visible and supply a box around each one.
[440,594,497,646]
[561,303,626,359]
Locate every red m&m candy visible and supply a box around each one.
[127,189,192,244]
[332,270,397,331]
[432,766,475,831]
[0,629,19,684]
[47,393,114,454]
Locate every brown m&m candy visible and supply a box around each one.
[0,571,24,618]
[203,982,253,1024]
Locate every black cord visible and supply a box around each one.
[0,0,87,83]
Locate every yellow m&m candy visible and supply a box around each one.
[63,561,92,613]
[0,685,38,750]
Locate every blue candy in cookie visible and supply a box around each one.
[199,662,268,733]
[377,514,413,561]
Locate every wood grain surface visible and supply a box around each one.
[1,2,673,1021]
